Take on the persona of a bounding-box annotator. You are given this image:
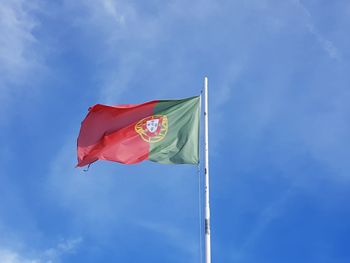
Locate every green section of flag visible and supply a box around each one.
[149,96,200,165]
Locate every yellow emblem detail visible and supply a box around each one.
[135,115,168,143]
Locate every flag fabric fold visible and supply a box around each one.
[77,96,200,167]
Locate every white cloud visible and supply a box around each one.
[0,249,39,263]
[0,0,45,121]
[43,238,82,262]
[306,24,340,60]
[293,0,341,60]
[63,0,222,104]
[61,0,140,103]
[0,238,82,263]
[0,0,42,78]
[0,1,37,75]
[101,0,126,24]
[64,0,133,33]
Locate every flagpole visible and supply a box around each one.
[203,77,211,263]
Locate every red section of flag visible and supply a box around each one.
[77,101,157,167]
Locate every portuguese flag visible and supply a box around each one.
[77,96,200,167]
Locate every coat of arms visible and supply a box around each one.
[135,115,168,143]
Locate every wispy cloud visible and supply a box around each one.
[42,238,83,263]
[293,0,341,60]
[231,187,294,262]
[0,1,38,76]
[64,0,222,104]
[0,0,45,121]
[101,0,126,25]
[61,0,139,103]
[0,249,39,263]
[0,238,82,263]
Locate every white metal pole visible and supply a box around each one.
[204,77,211,263]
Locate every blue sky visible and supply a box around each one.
[1,0,350,262]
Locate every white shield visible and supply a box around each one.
[146,119,159,133]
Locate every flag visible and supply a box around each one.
[77,96,200,167]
